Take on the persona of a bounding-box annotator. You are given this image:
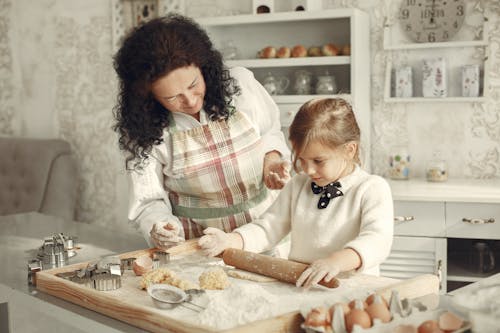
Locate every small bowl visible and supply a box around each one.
[147,284,187,309]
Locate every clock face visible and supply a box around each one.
[399,0,466,43]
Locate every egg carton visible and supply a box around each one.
[301,290,471,333]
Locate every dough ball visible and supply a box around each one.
[199,267,230,290]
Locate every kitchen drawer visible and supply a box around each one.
[381,236,447,292]
[393,201,446,237]
[278,104,300,127]
[446,202,500,239]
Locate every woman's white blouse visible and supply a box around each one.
[128,67,290,243]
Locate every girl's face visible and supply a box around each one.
[298,140,356,187]
[151,65,206,118]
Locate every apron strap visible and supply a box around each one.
[171,186,268,219]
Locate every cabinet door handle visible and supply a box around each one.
[462,217,495,224]
[435,259,443,290]
[394,215,415,223]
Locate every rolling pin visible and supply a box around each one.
[222,248,339,288]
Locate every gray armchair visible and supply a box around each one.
[0,137,78,220]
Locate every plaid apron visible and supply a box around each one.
[165,111,276,239]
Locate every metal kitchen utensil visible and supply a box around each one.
[36,233,78,269]
[147,285,207,312]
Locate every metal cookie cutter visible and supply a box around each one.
[153,250,171,267]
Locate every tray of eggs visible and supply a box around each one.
[301,290,470,333]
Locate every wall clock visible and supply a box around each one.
[399,0,466,43]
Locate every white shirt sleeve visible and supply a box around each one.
[230,67,290,160]
[127,152,183,246]
[235,178,295,253]
[344,176,394,271]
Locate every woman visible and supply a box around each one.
[113,14,291,248]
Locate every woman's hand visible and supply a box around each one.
[150,221,184,249]
[263,151,291,190]
[198,227,244,257]
[296,257,340,289]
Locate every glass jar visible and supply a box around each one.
[426,152,448,182]
[388,147,410,180]
[262,72,289,95]
[315,72,337,95]
[293,70,312,95]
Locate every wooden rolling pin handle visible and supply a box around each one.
[222,248,339,289]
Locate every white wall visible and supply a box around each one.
[0,0,499,228]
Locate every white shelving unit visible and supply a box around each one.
[383,19,489,103]
[197,8,371,168]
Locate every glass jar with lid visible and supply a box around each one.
[426,151,448,182]
[315,71,337,95]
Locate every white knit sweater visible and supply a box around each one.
[235,166,394,275]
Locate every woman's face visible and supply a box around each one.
[298,140,355,187]
[151,65,206,118]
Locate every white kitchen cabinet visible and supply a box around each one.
[197,8,371,167]
[382,15,489,103]
[380,236,447,292]
[385,178,500,292]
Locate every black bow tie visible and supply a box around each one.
[311,181,343,209]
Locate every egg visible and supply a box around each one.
[418,320,443,333]
[345,308,371,332]
[304,306,331,328]
[365,293,388,307]
[132,254,153,276]
[393,324,418,333]
[366,301,391,323]
[438,311,463,331]
[348,298,368,310]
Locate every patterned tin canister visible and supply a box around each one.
[462,64,480,97]
[422,57,447,97]
[395,66,413,98]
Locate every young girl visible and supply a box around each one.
[198,98,394,288]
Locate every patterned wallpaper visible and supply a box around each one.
[0,0,499,228]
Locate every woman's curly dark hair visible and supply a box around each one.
[113,14,240,169]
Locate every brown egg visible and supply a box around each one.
[348,299,367,310]
[307,46,322,57]
[393,325,418,333]
[366,302,391,323]
[341,44,351,55]
[322,43,339,56]
[304,306,331,327]
[345,308,371,332]
[132,254,153,276]
[418,320,443,333]
[438,311,463,331]
[365,293,389,307]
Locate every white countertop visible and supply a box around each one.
[387,178,500,203]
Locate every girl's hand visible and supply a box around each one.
[296,258,340,289]
[198,227,244,257]
[263,151,291,190]
[150,221,185,249]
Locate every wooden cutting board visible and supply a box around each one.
[36,240,439,333]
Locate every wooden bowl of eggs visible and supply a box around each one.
[301,290,469,333]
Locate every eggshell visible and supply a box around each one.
[438,311,463,331]
[418,320,443,333]
[132,255,153,276]
[366,302,391,323]
[345,308,371,332]
[304,306,331,327]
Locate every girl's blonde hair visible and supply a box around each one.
[289,98,361,172]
